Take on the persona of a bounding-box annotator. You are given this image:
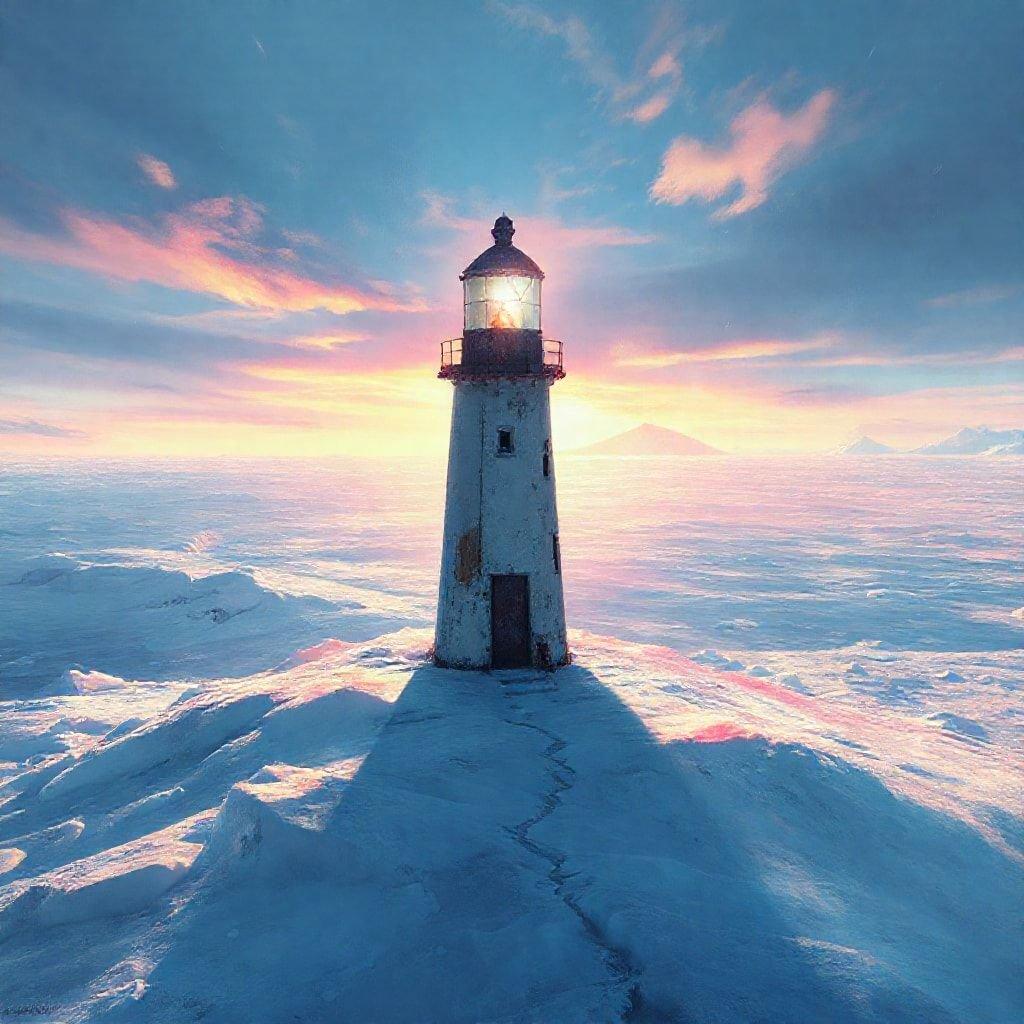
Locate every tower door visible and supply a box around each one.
[491,574,531,668]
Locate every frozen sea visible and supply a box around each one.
[0,455,1021,1022]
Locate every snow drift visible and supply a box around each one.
[1,630,1020,1024]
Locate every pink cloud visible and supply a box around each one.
[420,192,657,302]
[648,50,682,82]
[624,46,684,124]
[627,92,673,125]
[423,192,654,255]
[137,153,177,190]
[651,90,837,218]
[0,196,417,315]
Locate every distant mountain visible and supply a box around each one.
[573,423,721,456]
[913,426,1024,455]
[835,436,896,455]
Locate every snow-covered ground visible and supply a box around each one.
[0,456,1021,1022]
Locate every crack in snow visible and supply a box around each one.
[502,702,652,1022]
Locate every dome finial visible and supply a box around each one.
[492,213,514,246]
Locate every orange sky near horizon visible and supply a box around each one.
[5,357,1020,459]
[3,190,1020,458]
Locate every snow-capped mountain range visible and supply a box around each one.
[835,436,897,455]
[912,426,1024,456]
[836,427,1024,456]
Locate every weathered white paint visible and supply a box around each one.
[435,377,567,669]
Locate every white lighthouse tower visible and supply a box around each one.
[434,214,568,670]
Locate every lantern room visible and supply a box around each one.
[440,214,563,380]
[462,213,543,332]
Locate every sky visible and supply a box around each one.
[1,0,1022,456]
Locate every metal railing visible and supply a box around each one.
[543,338,564,374]
[438,337,565,380]
[440,337,462,369]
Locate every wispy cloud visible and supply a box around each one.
[804,346,1024,368]
[149,308,366,351]
[422,192,655,250]
[151,307,287,336]
[627,46,684,125]
[491,2,693,125]
[651,90,836,218]
[0,417,85,438]
[421,192,655,288]
[136,153,177,190]
[925,283,1022,309]
[0,195,419,315]
[775,383,866,407]
[613,336,834,368]
[282,332,367,351]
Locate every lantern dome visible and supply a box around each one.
[461,215,544,280]
[461,215,543,334]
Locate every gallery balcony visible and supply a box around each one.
[438,333,565,382]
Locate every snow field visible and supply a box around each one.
[0,631,1020,1022]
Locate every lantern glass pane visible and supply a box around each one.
[464,275,540,331]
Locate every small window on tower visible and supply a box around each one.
[543,439,551,477]
[497,427,515,455]
[552,533,561,574]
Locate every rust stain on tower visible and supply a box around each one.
[454,525,481,584]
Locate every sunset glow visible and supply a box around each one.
[1,3,1021,456]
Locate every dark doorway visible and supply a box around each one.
[490,574,531,668]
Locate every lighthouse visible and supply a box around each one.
[434,214,568,670]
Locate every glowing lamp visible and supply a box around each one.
[464,273,540,329]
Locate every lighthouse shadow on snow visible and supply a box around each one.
[80,659,1019,1024]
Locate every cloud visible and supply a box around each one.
[423,192,654,251]
[628,93,673,126]
[151,307,287,336]
[281,228,323,248]
[491,2,689,125]
[0,195,418,315]
[420,192,655,291]
[625,44,685,125]
[925,284,1022,309]
[775,383,867,407]
[612,336,835,368]
[0,300,305,381]
[648,50,681,81]
[651,90,837,218]
[0,418,85,438]
[136,154,177,190]
[282,332,367,351]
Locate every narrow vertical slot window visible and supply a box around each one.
[552,533,561,574]
[497,428,514,455]
[543,439,551,477]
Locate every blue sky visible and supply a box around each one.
[1,0,1021,454]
